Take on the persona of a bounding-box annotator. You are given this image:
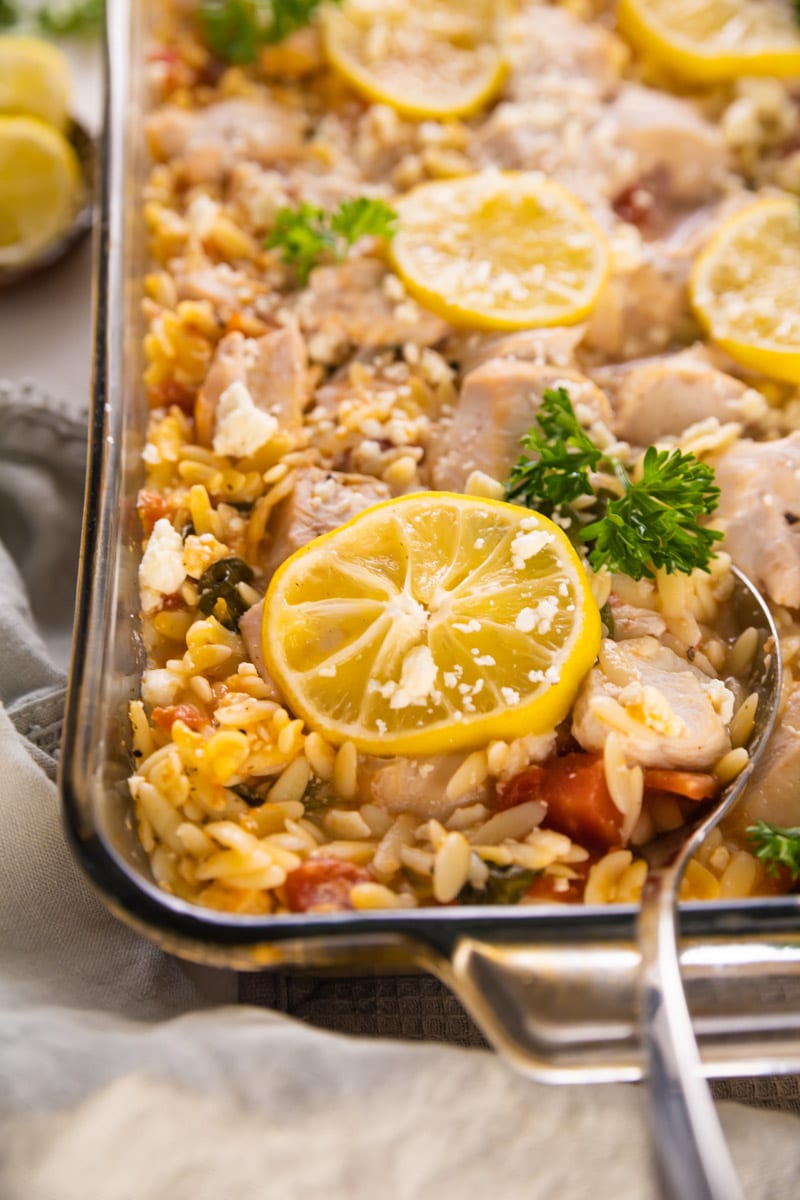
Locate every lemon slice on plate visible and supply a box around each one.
[0,36,72,129]
[0,115,82,268]
[389,171,610,331]
[263,493,601,756]
[690,197,800,384]
[617,0,800,82]
[321,0,507,120]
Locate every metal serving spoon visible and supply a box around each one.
[637,566,782,1200]
[0,117,95,289]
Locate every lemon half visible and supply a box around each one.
[263,493,601,756]
[390,171,610,331]
[690,197,800,384]
[321,0,507,120]
[617,0,800,82]
[0,115,81,267]
[0,36,72,129]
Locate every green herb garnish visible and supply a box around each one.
[196,556,255,631]
[37,0,104,35]
[747,819,800,882]
[266,197,398,284]
[505,387,723,581]
[198,0,338,64]
[458,863,539,906]
[0,0,18,29]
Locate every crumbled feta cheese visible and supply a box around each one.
[141,668,181,708]
[510,527,553,569]
[501,687,521,706]
[388,644,439,710]
[139,518,186,615]
[212,381,278,459]
[453,618,481,634]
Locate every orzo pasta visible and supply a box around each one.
[131,0,800,915]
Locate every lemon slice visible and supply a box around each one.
[0,115,82,267]
[263,493,601,756]
[690,197,800,384]
[617,0,800,82]
[320,0,507,120]
[389,171,610,331]
[0,36,72,129]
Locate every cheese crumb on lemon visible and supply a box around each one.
[690,197,800,384]
[390,172,610,332]
[617,0,800,83]
[321,0,507,121]
[262,493,601,756]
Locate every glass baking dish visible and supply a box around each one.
[60,0,800,1083]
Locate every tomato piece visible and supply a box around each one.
[499,752,624,849]
[524,857,595,904]
[644,769,720,802]
[151,703,206,732]
[137,489,173,535]
[285,858,371,913]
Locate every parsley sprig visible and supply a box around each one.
[505,387,723,580]
[747,820,800,882]
[198,0,339,64]
[266,197,398,284]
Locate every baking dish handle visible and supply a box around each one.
[441,933,800,1083]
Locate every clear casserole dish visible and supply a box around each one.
[60,0,800,1083]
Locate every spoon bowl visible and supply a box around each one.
[637,565,782,1200]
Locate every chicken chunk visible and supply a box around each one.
[295,258,448,361]
[238,600,280,699]
[146,98,309,185]
[572,637,734,770]
[364,754,489,821]
[609,85,728,206]
[195,321,309,446]
[447,326,586,375]
[724,687,800,842]
[261,466,390,577]
[595,349,768,444]
[430,360,612,492]
[711,434,800,609]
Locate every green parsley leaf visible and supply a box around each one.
[747,819,800,882]
[458,863,540,906]
[198,0,340,64]
[504,387,723,580]
[0,0,18,30]
[37,0,104,36]
[266,197,398,284]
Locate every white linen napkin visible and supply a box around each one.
[0,383,799,1199]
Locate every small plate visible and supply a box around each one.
[0,116,96,288]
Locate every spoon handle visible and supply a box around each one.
[638,865,744,1200]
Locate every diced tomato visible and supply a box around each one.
[137,489,173,534]
[498,752,623,849]
[285,858,371,913]
[612,181,655,229]
[148,379,195,412]
[524,857,595,905]
[151,703,206,732]
[643,769,720,802]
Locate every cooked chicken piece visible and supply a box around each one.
[594,349,768,444]
[146,98,309,185]
[295,258,448,360]
[507,3,626,101]
[365,754,489,820]
[430,360,612,492]
[609,85,728,205]
[447,326,586,375]
[606,601,667,642]
[724,687,800,842]
[711,434,800,609]
[261,466,390,577]
[238,600,280,699]
[195,321,309,446]
[173,264,262,315]
[572,637,734,770]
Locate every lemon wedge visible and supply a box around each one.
[0,36,72,130]
[0,115,82,267]
[690,197,800,384]
[389,171,610,331]
[321,0,507,120]
[617,0,800,82]
[262,493,601,756]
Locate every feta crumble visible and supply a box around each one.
[139,518,186,615]
[212,381,279,458]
